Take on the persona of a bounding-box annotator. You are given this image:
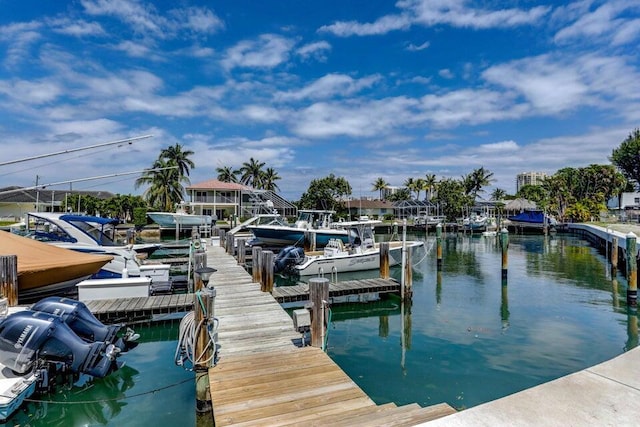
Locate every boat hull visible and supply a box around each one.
[249,226,349,247]
[147,212,213,229]
[294,242,417,276]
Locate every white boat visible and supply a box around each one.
[147,202,214,230]
[273,220,424,276]
[247,209,349,247]
[16,212,163,280]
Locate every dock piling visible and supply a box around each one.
[309,277,330,349]
[500,228,509,279]
[380,242,390,279]
[0,255,18,306]
[611,236,618,277]
[260,250,274,292]
[236,238,246,265]
[626,232,637,306]
[436,223,443,271]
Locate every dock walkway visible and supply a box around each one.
[272,277,400,303]
[205,245,455,426]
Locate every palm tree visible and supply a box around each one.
[464,167,494,200]
[161,143,195,179]
[404,177,418,199]
[424,174,437,200]
[490,188,507,201]
[261,167,281,191]
[239,157,266,188]
[135,158,186,211]
[371,177,388,200]
[216,166,239,183]
[416,178,427,200]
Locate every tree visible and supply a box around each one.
[135,158,186,211]
[261,167,281,191]
[386,188,411,202]
[424,174,437,200]
[216,166,239,183]
[371,177,388,200]
[416,178,427,201]
[432,178,472,221]
[490,188,507,201]
[404,177,418,199]
[464,167,494,200]
[161,143,195,179]
[516,184,547,204]
[239,157,266,188]
[610,128,640,188]
[298,174,352,212]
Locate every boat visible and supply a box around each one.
[147,202,215,230]
[14,212,163,280]
[0,296,139,421]
[247,209,349,247]
[506,209,557,231]
[0,232,113,300]
[462,213,497,233]
[273,220,424,276]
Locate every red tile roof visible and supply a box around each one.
[187,179,249,191]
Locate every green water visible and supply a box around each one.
[6,322,195,427]
[324,233,636,410]
[6,232,635,424]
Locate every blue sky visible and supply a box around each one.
[1,0,639,201]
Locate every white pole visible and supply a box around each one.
[401,218,407,298]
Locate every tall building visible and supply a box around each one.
[516,171,547,193]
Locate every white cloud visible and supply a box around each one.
[221,34,295,70]
[438,69,454,79]
[319,0,550,36]
[296,41,331,61]
[478,140,519,152]
[277,73,381,101]
[553,0,640,46]
[0,79,62,104]
[406,41,430,51]
[49,18,106,37]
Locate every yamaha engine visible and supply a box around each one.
[273,246,305,273]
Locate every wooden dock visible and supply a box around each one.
[84,293,193,323]
[205,245,456,426]
[272,277,400,303]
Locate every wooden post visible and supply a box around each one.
[436,271,442,305]
[194,284,216,415]
[626,232,637,306]
[436,223,443,271]
[309,277,330,349]
[500,228,509,279]
[252,246,263,283]
[219,229,226,248]
[403,246,412,300]
[378,315,389,338]
[237,238,246,265]
[379,242,390,279]
[0,255,18,306]
[304,231,316,252]
[261,250,274,292]
[611,236,618,277]
[192,252,207,292]
[501,277,510,329]
[225,232,234,255]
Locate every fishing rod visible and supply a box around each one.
[0,166,178,196]
[0,134,153,167]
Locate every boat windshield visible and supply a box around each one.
[67,218,117,246]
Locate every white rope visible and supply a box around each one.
[174,310,219,370]
[412,238,437,267]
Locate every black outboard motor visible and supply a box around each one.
[0,311,119,378]
[30,297,139,353]
[273,246,305,273]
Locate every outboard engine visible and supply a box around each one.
[30,297,139,353]
[0,311,120,378]
[273,246,305,273]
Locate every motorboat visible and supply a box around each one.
[0,232,112,300]
[247,209,349,247]
[14,212,163,280]
[273,220,424,276]
[147,202,215,230]
[17,212,160,255]
[0,296,139,421]
[506,209,557,231]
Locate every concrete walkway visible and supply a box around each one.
[421,345,640,426]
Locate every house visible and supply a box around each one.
[185,179,297,221]
[0,186,114,221]
[344,198,396,220]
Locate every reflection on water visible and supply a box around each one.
[6,322,194,427]
[324,233,638,410]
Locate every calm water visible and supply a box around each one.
[324,233,637,410]
[6,232,636,424]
